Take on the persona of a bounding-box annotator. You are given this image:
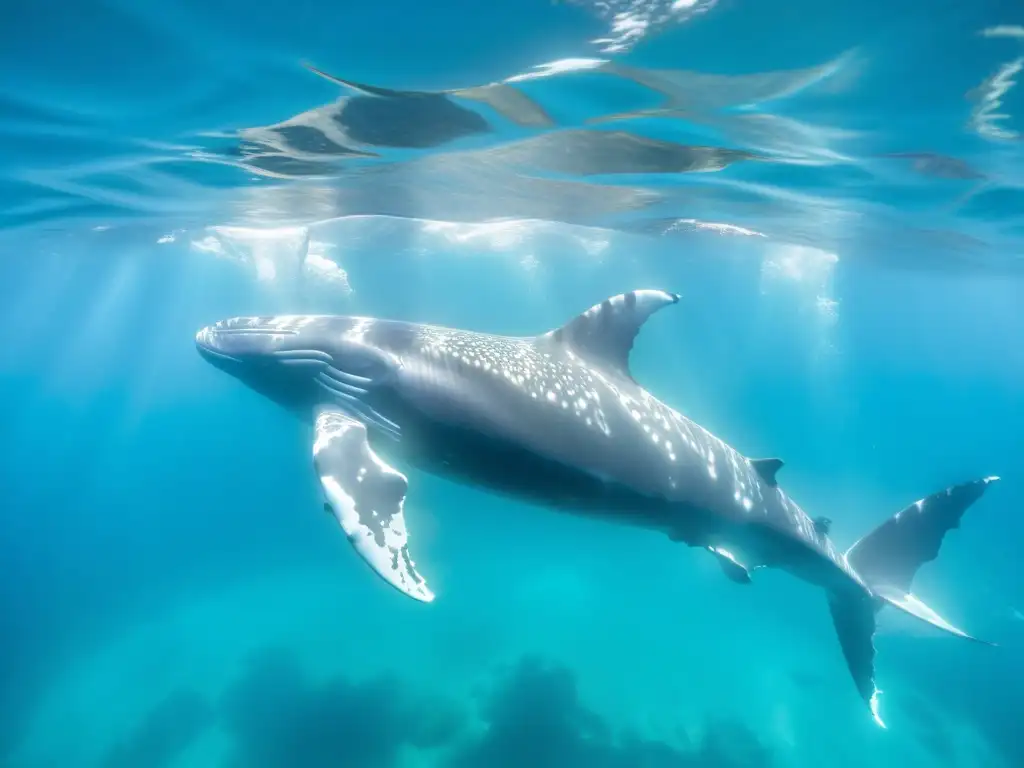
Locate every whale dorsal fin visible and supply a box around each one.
[542,290,680,378]
[750,457,784,487]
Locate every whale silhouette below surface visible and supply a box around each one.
[196,290,999,726]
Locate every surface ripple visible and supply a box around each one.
[1,1,1022,274]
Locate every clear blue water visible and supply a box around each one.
[1,0,1023,766]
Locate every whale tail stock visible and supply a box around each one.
[827,476,999,728]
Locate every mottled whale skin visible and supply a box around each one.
[196,290,997,726]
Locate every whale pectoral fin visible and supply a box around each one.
[708,546,752,584]
[542,289,680,380]
[312,408,434,603]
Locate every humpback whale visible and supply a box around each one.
[196,290,998,726]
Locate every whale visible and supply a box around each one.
[195,289,998,726]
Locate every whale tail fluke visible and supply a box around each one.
[845,476,999,596]
[845,475,998,642]
[828,476,999,726]
[828,592,887,727]
[847,479,999,651]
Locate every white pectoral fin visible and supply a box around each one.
[708,546,753,584]
[313,408,434,603]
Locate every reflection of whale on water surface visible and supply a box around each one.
[479,130,758,176]
[225,56,843,178]
[230,64,556,176]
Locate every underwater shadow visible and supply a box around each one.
[218,646,466,768]
[100,689,212,768]
[448,655,773,768]
[216,647,773,768]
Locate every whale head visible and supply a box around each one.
[195,315,403,430]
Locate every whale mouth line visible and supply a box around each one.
[213,328,299,337]
[196,345,242,364]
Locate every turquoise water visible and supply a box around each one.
[1,1,1023,766]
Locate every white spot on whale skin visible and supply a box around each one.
[546,391,557,402]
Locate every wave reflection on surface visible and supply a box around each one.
[2,6,1023,276]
